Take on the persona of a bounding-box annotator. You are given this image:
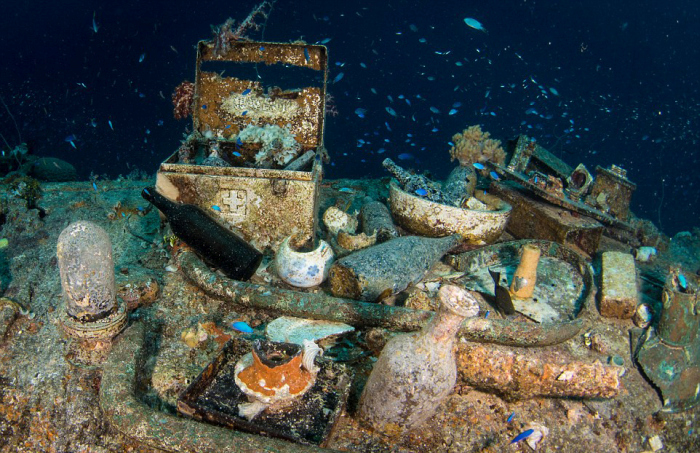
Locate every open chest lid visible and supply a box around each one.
[192,40,329,168]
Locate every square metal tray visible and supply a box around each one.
[177,337,352,447]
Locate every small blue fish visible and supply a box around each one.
[241,110,247,116]
[92,12,99,33]
[108,120,114,130]
[304,48,310,62]
[211,205,221,212]
[333,72,345,84]
[507,412,516,423]
[385,106,397,117]
[92,182,98,192]
[232,321,254,334]
[473,162,486,170]
[510,429,535,444]
[679,274,688,290]
[355,108,367,118]
[236,137,243,146]
[338,187,354,193]
[464,17,487,33]
[429,106,440,114]
[65,135,77,149]
[232,151,242,157]
[259,46,265,51]
[448,108,458,115]
[397,153,414,160]
[415,188,428,196]
[360,62,367,68]
[242,88,252,96]
[431,127,439,132]
[320,38,331,44]
[139,53,146,63]
[489,171,500,180]
[484,310,490,319]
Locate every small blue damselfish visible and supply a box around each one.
[232,321,253,333]
[510,429,535,444]
[415,188,428,196]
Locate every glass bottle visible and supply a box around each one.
[142,187,262,281]
[356,285,479,434]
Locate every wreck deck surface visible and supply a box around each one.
[0,177,699,452]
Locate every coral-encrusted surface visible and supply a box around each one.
[0,177,699,452]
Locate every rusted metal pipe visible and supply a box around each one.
[178,250,584,347]
[457,343,621,401]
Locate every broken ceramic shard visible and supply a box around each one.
[265,316,354,345]
[336,230,377,251]
[234,339,320,420]
[635,246,657,263]
[322,206,358,237]
[633,303,653,328]
[524,423,549,450]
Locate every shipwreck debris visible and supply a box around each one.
[357,285,480,435]
[456,343,621,400]
[600,251,638,319]
[57,221,127,365]
[636,268,700,412]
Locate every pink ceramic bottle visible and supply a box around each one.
[356,285,479,434]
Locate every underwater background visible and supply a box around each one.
[0,0,698,234]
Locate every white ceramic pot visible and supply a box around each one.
[275,236,335,288]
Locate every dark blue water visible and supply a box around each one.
[1,0,698,235]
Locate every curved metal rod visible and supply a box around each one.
[178,250,586,347]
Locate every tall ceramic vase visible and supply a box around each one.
[356,285,479,434]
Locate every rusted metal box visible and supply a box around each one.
[491,181,604,256]
[157,40,328,251]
